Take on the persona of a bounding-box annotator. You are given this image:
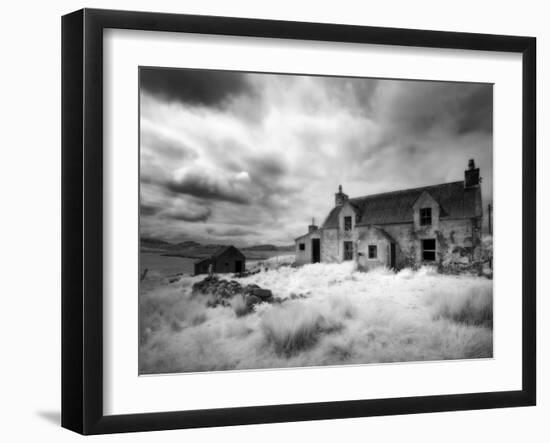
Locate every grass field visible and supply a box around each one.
[139,261,493,374]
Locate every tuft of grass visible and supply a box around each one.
[231,295,249,317]
[261,304,341,357]
[431,286,493,327]
[139,284,210,345]
[329,296,357,319]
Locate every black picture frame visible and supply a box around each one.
[61,8,536,435]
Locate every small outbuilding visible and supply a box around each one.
[194,245,246,275]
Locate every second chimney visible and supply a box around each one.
[335,184,349,206]
[308,217,318,233]
[465,159,481,188]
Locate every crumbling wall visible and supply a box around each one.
[321,228,340,262]
[382,224,418,269]
[356,226,389,271]
[382,218,483,272]
[434,219,484,274]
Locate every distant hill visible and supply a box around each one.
[140,236,172,251]
[242,244,294,251]
[172,240,201,249]
[140,237,294,259]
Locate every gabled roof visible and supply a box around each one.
[323,181,481,228]
[195,245,245,264]
[212,245,233,257]
[212,245,244,258]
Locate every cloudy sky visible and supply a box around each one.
[139,68,493,246]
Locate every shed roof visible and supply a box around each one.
[194,245,245,264]
[213,245,245,258]
[323,181,481,228]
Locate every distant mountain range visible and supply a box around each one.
[241,244,292,251]
[140,236,293,259]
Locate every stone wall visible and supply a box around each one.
[294,230,321,265]
[321,228,340,262]
[297,215,482,272]
[379,223,415,269]
[382,218,480,270]
[356,226,391,271]
[434,218,483,272]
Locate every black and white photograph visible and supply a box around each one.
[138,67,494,375]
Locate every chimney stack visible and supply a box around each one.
[335,184,349,206]
[308,217,318,233]
[464,159,481,188]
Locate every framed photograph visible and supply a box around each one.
[61,8,536,435]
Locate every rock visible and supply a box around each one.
[250,288,273,301]
[243,285,272,300]
[192,276,244,299]
[191,275,220,295]
[215,280,242,299]
[192,276,275,310]
[245,294,262,308]
[234,269,261,278]
[243,284,260,293]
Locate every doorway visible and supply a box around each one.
[390,243,396,269]
[311,238,321,263]
[235,260,243,273]
[343,241,353,261]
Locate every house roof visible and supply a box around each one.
[323,181,481,228]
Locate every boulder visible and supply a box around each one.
[191,275,220,295]
[245,294,262,308]
[192,276,244,299]
[249,288,273,301]
[243,284,261,294]
[192,276,276,311]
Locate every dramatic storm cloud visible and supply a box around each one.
[140,68,493,246]
[140,68,254,107]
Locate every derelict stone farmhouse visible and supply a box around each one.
[295,160,483,271]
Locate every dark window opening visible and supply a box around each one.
[299,243,305,251]
[368,245,377,259]
[344,216,352,231]
[422,239,436,261]
[420,207,432,226]
[343,241,353,261]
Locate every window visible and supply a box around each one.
[422,239,436,261]
[299,243,305,251]
[344,216,352,231]
[343,241,353,260]
[368,245,377,259]
[420,207,432,226]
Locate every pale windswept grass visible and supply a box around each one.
[139,277,209,344]
[428,285,493,327]
[261,304,342,356]
[230,294,249,317]
[139,263,493,374]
